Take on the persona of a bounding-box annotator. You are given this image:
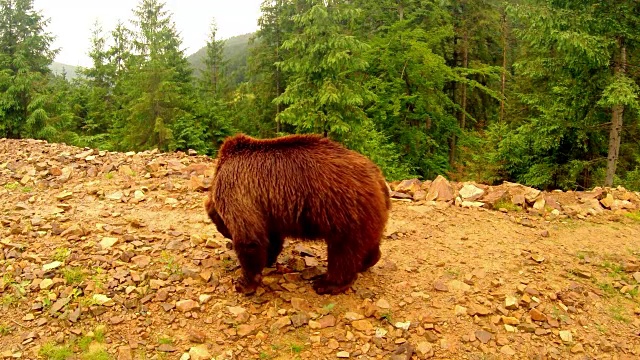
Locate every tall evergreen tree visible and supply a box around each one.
[491,0,640,190]
[246,0,296,135]
[113,0,202,152]
[196,17,234,152]
[274,0,374,138]
[0,0,57,138]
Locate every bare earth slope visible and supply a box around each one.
[1,138,640,360]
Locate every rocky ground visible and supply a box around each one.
[1,138,640,360]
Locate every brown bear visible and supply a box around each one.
[204,133,391,295]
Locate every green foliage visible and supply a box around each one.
[2,0,640,190]
[274,1,375,137]
[39,343,73,360]
[0,0,58,139]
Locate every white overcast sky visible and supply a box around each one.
[33,0,263,67]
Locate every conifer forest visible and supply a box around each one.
[1,0,639,191]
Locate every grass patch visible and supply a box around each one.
[597,281,617,298]
[63,267,86,285]
[602,261,624,276]
[3,182,18,190]
[159,251,181,275]
[21,186,32,193]
[105,172,114,180]
[494,199,521,212]
[80,349,111,360]
[624,211,640,222]
[609,305,631,323]
[380,310,393,323]
[158,336,173,345]
[1,294,19,307]
[53,248,71,262]
[39,343,73,360]
[445,267,460,277]
[289,343,304,353]
[0,323,12,336]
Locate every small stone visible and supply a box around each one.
[237,324,256,337]
[157,344,176,352]
[318,314,336,328]
[529,308,546,321]
[291,298,312,312]
[454,305,467,316]
[501,316,519,325]
[328,339,340,350]
[92,294,114,306]
[345,312,364,321]
[416,342,434,359]
[570,343,584,354]
[117,346,133,360]
[336,351,350,358]
[227,306,246,316]
[131,255,151,267]
[433,280,448,292]
[376,298,390,309]
[176,300,199,312]
[39,278,54,290]
[633,272,640,284]
[475,330,492,344]
[271,316,291,332]
[99,237,118,249]
[448,280,471,292]
[559,330,572,343]
[55,191,73,200]
[459,184,485,201]
[188,345,211,360]
[43,261,63,271]
[467,303,491,316]
[505,296,518,310]
[352,319,373,332]
[291,312,309,328]
[134,190,145,201]
[500,345,516,356]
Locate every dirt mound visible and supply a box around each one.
[1,138,640,359]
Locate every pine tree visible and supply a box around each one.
[0,0,57,138]
[493,0,640,189]
[114,0,201,152]
[76,21,114,146]
[274,0,374,138]
[246,0,296,135]
[201,19,227,97]
[196,17,234,152]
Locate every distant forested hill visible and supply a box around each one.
[188,32,253,87]
[49,61,78,80]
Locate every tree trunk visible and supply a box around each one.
[604,41,626,187]
[450,31,468,167]
[275,12,282,134]
[500,11,507,123]
[460,33,468,131]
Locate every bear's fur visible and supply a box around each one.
[204,133,391,295]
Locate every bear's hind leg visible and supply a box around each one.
[313,239,361,295]
[360,245,381,273]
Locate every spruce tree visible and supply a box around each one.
[0,0,57,138]
[273,0,374,138]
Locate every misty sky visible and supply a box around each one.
[33,0,263,67]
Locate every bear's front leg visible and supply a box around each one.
[233,240,268,295]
